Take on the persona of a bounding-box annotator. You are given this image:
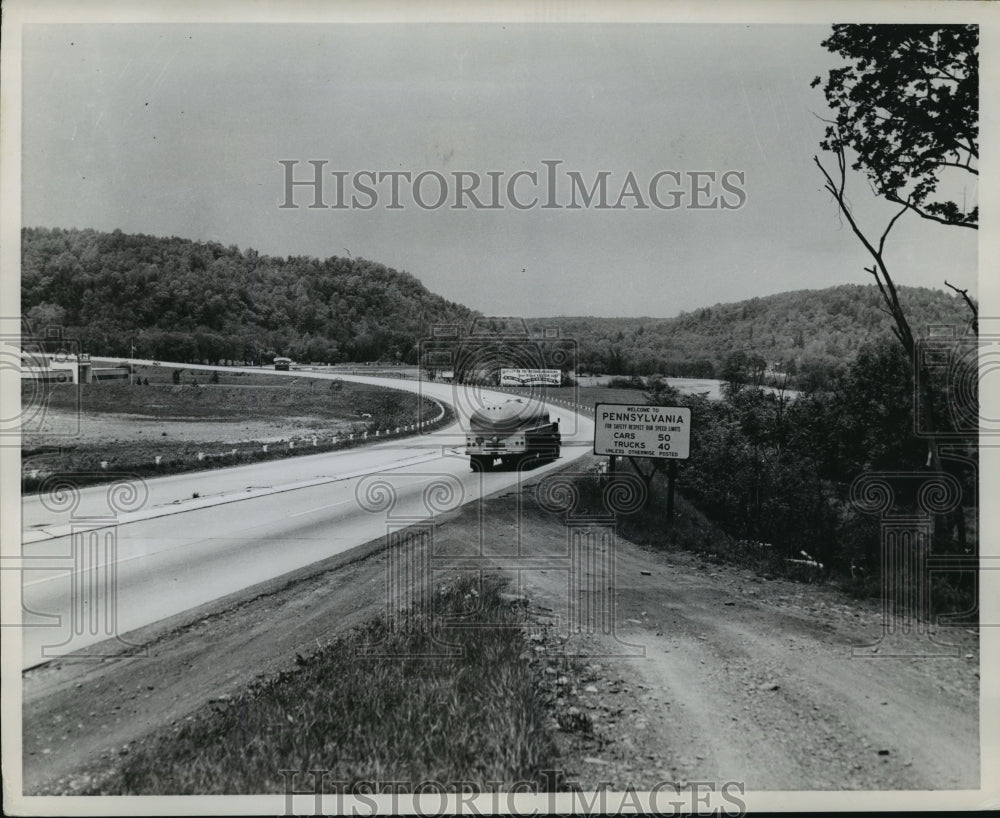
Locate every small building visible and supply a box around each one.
[20,352,93,384]
[92,365,130,381]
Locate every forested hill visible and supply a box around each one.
[22,226,974,377]
[21,226,477,363]
[531,284,975,378]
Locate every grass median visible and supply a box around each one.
[21,367,449,492]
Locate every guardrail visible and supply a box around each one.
[188,403,446,465]
[21,398,449,487]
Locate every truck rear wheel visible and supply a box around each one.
[538,440,560,462]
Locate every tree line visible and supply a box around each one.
[529,284,971,385]
[642,335,976,610]
[23,227,971,391]
[22,226,476,364]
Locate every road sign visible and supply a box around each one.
[594,403,691,459]
[499,368,561,386]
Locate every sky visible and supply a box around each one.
[20,21,980,318]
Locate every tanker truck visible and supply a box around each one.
[465,398,561,471]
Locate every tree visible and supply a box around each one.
[812,24,979,469]
[812,24,978,348]
[644,375,681,405]
[25,302,67,331]
[812,25,978,229]
[748,353,767,389]
[721,350,750,397]
[812,24,979,570]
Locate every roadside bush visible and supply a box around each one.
[606,375,645,390]
[625,337,977,614]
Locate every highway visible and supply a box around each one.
[19,368,595,669]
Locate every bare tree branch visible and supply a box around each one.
[815,150,914,356]
[944,279,979,331]
[878,205,910,256]
[938,161,978,175]
[884,192,978,228]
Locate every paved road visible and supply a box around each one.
[19,368,595,668]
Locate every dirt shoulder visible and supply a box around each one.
[525,547,978,791]
[22,459,979,794]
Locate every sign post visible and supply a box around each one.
[666,460,678,519]
[594,403,691,518]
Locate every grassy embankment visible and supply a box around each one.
[84,574,560,795]
[21,366,450,492]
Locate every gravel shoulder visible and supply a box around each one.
[22,461,980,795]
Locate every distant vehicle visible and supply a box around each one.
[274,357,292,371]
[464,398,560,471]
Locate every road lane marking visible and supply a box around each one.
[288,499,354,518]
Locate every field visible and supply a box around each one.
[21,365,447,490]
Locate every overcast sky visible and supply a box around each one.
[21,22,979,318]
